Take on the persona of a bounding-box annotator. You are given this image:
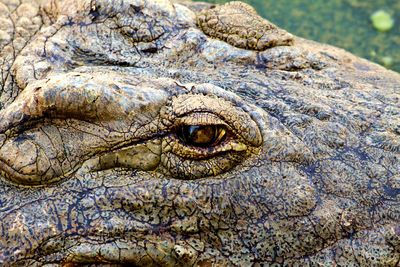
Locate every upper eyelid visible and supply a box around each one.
[174,112,229,127]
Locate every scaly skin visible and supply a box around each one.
[0,0,399,266]
[197,1,294,50]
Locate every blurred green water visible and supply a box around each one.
[194,0,400,72]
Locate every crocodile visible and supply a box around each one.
[0,0,399,266]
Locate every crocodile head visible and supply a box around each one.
[0,0,399,265]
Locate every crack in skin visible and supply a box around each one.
[0,0,399,266]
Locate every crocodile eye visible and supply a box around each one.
[177,125,226,147]
[157,92,263,180]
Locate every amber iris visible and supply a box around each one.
[177,125,226,147]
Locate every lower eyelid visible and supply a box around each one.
[160,144,249,179]
[166,136,247,160]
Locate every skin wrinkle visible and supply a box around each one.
[0,0,399,266]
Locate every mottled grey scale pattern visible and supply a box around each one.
[0,0,399,266]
